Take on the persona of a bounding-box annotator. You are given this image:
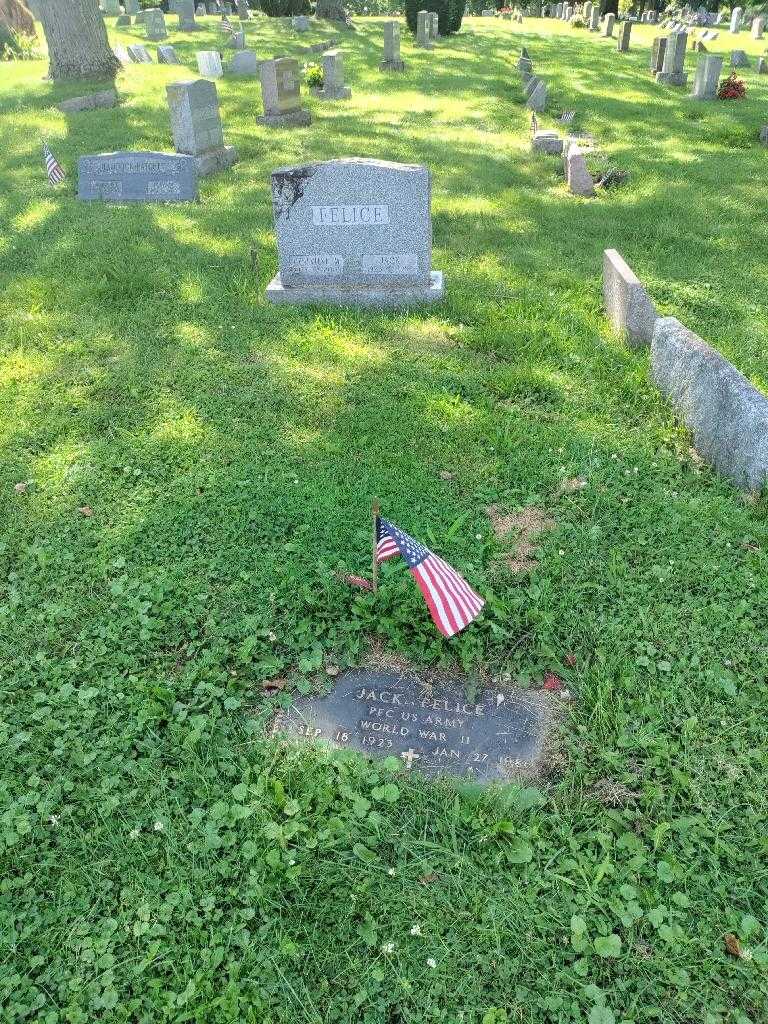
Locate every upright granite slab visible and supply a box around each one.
[197,50,224,77]
[312,49,351,100]
[167,79,238,176]
[380,20,405,71]
[226,49,259,75]
[177,0,200,29]
[656,31,688,85]
[603,12,615,36]
[157,44,182,64]
[416,10,432,49]
[270,669,555,782]
[730,49,749,67]
[650,35,667,74]
[617,20,631,51]
[78,152,198,204]
[144,7,167,39]
[266,158,444,308]
[651,317,768,492]
[257,58,311,127]
[602,249,658,348]
[127,44,153,62]
[691,53,722,98]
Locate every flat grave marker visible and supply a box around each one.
[78,151,198,204]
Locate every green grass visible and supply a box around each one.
[2,13,768,1023]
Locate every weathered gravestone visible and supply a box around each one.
[603,249,658,348]
[752,16,764,39]
[292,14,310,30]
[177,0,200,30]
[57,89,118,114]
[196,3,206,14]
[565,141,594,197]
[583,1,592,20]
[526,78,547,112]
[167,79,238,176]
[416,9,432,48]
[257,58,311,126]
[228,28,245,48]
[125,0,139,13]
[226,49,259,75]
[429,11,439,39]
[270,669,554,782]
[729,6,742,32]
[650,35,667,73]
[311,49,351,100]
[158,44,182,63]
[265,158,444,307]
[532,128,563,154]
[103,0,120,15]
[617,20,631,51]
[381,20,405,71]
[144,8,167,39]
[236,0,251,18]
[730,49,749,67]
[691,52,722,98]
[197,50,223,77]
[116,14,131,26]
[758,56,767,74]
[603,12,614,36]
[657,31,688,85]
[78,152,198,204]
[128,44,153,62]
[589,6,599,31]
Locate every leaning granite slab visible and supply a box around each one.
[266,157,444,308]
[57,89,118,114]
[602,249,658,348]
[651,317,768,491]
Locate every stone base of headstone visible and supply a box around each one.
[311,85,352,100]
[656,71,688,86]
[257,109,312,127]
[57,89,119,114]
[195,145,239,177]
[266,271,444,309]
[531,130,563,154]
[379,59,405,71]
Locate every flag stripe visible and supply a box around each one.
[431,554,485,615]
[419,558,462,635]
[428,560,480,625]
[412,565,454,637]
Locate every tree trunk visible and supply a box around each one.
[38,0,120,81]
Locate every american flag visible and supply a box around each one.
[43,142,65,186]
[559,110,576,124]
[220,15,235,32]
[376,517,485,638]
[530,111,538,135]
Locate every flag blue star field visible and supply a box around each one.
[376,518,485,638]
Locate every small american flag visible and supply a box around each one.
[530,111,538,135]
[220,15,235,32]
[559,110,576,124]
[376,517,485,638]
[43,142,65,186]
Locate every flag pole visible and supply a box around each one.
[371,500,379,593]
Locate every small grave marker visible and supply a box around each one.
[78,151,198,204]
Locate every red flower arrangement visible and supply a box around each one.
[718,74,747,100]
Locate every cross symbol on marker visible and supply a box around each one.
[400,748,421,769]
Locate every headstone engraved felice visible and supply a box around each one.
[381,20,405,71]
[265,158,444,307]
[78,152,199,204]
[270,670,553,782]
[167,79,238,176]
[257,58,311,127]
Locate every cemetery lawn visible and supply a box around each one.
[2,14,768,1024]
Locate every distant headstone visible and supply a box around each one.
[730,49,749,67]
[416,9,432,48]
[657,31,688,85]
[589,6,599,31]
[758,56,767,74]
[526,79,547,112]
[125,0,139,13]
[760,124,768,144]
[257,57,311,127]
[226,49,259,75]
[196,3,206,13]
[532,129,563,154]
[565,141,594,197]
[228,28,245,47]
[381,21,405,71]
[312,49,351,100]
[729,6,742,33]
[292,14,310,30]
[57,89,118,114]
[583,1,592,21]
[144,7,167,39]
[177,0,199,30]
[236,0,251,18]
[266,158,444,307]
[115,14,131,26]
[103,0,120,14]
[603,12,614,36]
[197,50,223,76]
[650,35,667,73]
[617,20,631,51]
[271,669,553,782]
[752,17,764,39]
[78,152,198,204]
[158,44,182,63]
[167,79,238,177]
[429,11,439,39]
[691,52,722,98]
[128,43,153,62]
